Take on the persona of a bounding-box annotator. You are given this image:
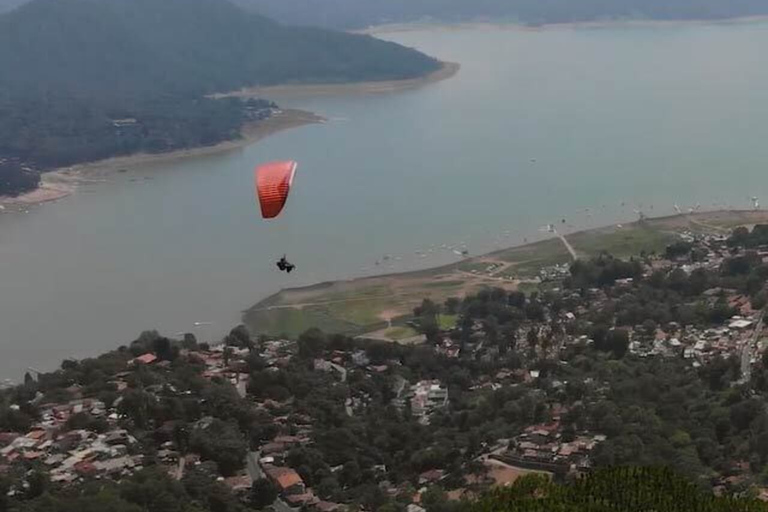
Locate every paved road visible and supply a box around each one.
[741,310,765,383]
[174,456,186,480]
[246,451,299,512]
[246,451,264,481]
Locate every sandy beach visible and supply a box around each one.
[211,61,460,99]
[0,109,324,210]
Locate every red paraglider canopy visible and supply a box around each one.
[255,160,297,219]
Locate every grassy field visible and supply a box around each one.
[568,224,677,259]
[244,210,768,339]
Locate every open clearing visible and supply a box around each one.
[244,210,768,339]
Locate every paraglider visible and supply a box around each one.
[255,160,298,273]
[276,255,296,273]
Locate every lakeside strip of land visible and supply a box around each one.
[211,61,460,99]
[1,62,460,210]
[360,15,768,35]
[0,109,325,210]
[244,210,768,340]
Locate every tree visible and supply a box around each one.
[298,328,327,359]
[250,479,278,509]
[526,328,538,349]
[444,297,461,315]
[605,329,630,359]
[118,389,153,430]
[26,470,49,500]
[189,419,247,476]
[153,337,177,361]
[225,325,253,350]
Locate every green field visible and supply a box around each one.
[245,307,361,339]
[381,326,420,340]
[569,225,677,259]
[439,314,458,330]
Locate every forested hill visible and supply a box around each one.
[0,0,439,195]
[0,0,438,98]
[233,0,768,29]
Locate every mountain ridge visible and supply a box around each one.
[231,0,768,30]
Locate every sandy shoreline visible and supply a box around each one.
[360,15,768,35]
[211,61,460,99]
[0,109,324,210]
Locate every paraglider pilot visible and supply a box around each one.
[277,255,295,273]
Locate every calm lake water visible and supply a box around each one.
[3,23,768,379]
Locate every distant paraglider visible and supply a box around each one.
[255,160,298,273]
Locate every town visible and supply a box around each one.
[4,220,768,511]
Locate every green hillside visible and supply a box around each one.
[0,0,438,98]
[0,0,439,191]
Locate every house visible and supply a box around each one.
[410,380,449,422]
[74,461,98,477]
[285,492,318,507]
[224,475,253,494]
[94,456,138,476]
[314,501,342,512]
[418,469,444,485]
[0,433,19,447]
[352,350,370,367]
[265,466,306,495]
[105,429,133,445]
[729,319,753,331]
[131,353,158,366]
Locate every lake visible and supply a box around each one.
[3,22,768,379]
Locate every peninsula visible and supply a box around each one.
[0,0,441,200]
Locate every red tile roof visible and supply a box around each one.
[266,466,304,491]
[134,353,158,365]
[26,430,46,440]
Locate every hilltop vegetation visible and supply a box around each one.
[235,0,768,29]
[0,0,439,195]
[470,467,768,512]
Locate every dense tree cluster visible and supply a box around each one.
[17,467,249,512]
[470,467,768,512]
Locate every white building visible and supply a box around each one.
[410,380,448,424]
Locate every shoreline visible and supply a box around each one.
[211,61,460,99]
[359,15,768,35]
[0,109,325,210]
[250,209,766,309]
[244,209,768,339]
